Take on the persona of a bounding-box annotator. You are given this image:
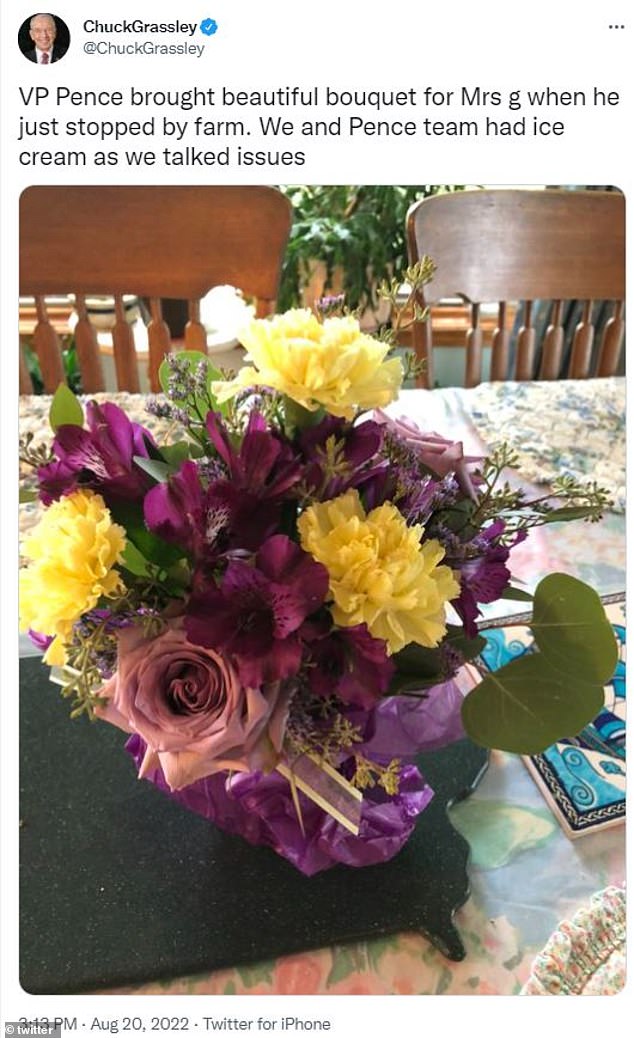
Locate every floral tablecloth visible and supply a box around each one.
[468,377,626,513]
[18,378,626,995]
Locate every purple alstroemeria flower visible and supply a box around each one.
[297,417,387,501]
[185,534,329,686]
[144,459,209,556]
[451,521,527,636]
[302,619,394,708]
[145,410,304,557]
[206,409,302,502]
[37,401,156,506]
[27,629,53,653]
[143,458,279,559]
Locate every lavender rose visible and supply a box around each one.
[97,621,291,791]
[373,409,480,499]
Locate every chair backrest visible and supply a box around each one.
[19,185,292,394]
[406,189,625,387]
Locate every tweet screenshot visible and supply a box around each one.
[1,1,630,1034]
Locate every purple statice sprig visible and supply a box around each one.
[398,471,461,527]
[60,603,167,719]
[152,352,234,448]
[145,396,192,428]
[230,386,288,436]
[314,293,347,318]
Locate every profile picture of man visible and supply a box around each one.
[19,13,70,64]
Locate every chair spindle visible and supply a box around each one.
[568,300,594,378]
[490,301,509,381]
[34,296,65,393]
[74,295,105,393]
[148,297,172,393]
[514,301,536,381]
[113,296,140,393]
[465,303,482,387]
[185,299,208,352]
[596,301,625,378]
[538,300,564,380]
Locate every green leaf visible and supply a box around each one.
[499,586,534,603]
[49,384,83,431]
[120,540,152,577]
[133,456,170,483]
[284,396,326,434]
[110,502,185,568]
[160,441,192,469]
[531,574,618,685]
[445,624,488,660]
[19,487,38,503]
[461,653,604,754]
[389,642,443,693]
[387,627,485,693]
[541,506,600,523]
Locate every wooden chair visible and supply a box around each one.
[406,189,625,387]
[19,186,292,394]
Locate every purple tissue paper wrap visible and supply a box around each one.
[125,674,468,875]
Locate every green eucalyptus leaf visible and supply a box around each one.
[49,384,84,431]
[133,456,170,483]
[461,653,604,754]
[499,586,534,603]
[531,574,618,684]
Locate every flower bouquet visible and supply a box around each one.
[20,280,616,876]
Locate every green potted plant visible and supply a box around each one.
[278,185,465,325]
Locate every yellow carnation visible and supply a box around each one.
[19,489,126,666]
[212,308,403,419]
[298,489,459,654]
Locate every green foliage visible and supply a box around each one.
[499,586,534,602]
[277,185,465,312]
[157,351,230,449]
[23,336,83,395]
[132,456,171,483]
[120,540,153,577]
[49,383,84,431]
[462,574,617,753]
[158,350,226,417]
[110,501,185,570]
[462,654,605,755]
[471,447,612,533]
[389,626,486,695]
[531,574,618,684]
